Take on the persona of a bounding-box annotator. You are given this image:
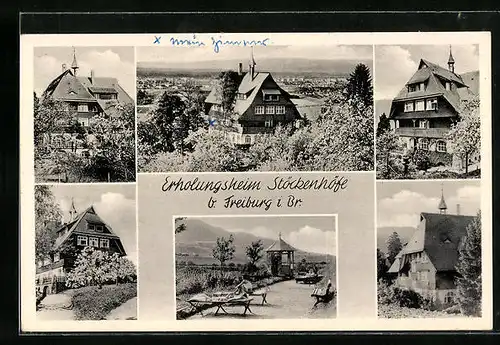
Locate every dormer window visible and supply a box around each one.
[262,89,280,101]
[408,83,424,93]
[445,81,451,91]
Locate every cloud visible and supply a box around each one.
[375,46,417,100]
[286,226,336,256]
[34,49,135,99]
[378,186,481,227]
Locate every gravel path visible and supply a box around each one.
[37,292,75,320]
[187,279,336,320]
[105,297,138,320]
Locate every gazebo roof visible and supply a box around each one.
[266,237,295,252]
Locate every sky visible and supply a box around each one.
[33,46,135,99]
[49,184,137,265]
[374,44,479,101]
[196,216,336,256]
[377,180,481,228]
[137,44,373,64]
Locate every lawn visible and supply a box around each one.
[69,283,137,320]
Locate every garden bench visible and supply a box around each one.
[311,280,334,307]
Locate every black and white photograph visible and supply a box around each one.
[35,184,137,320]
[174,216,337,320]
[34,47,136,183]
[136,45,374,172]
[375,45,480,180]
[377,180,481,318]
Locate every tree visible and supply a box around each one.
[376,113,391,137]
[137,89,153,105]
[212,234,235,277]
[216,70,241,118]
[377,249,389,282]
[455,210,482,316]
[88,103,136,181]
[66,247,112,289]
[35,186,62,262]
[446,97,480,174]
[345,63,373,107]
[386,232,403,265]
[33,94,68,157]
[245,240,264,273]
[175,217,187,234]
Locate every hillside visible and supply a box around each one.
[175,218,335,265]
[377,226,416,253]
[138,58,373,77]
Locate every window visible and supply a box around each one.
[244,135,251,144]
[415,100,425,111]
[437,140,447,152]
[77,104,89,112]
[88,224,95,231]
[96,225,104,232]
[276,105,286,114]
[404,102,414,112]
[444,291,455,304]
[100,238,109,248]
[408,84,418,92]
[264,94,279,101]
[426,98,438,110]
[77,235,88,246]
[421,271,428,281]
[265,118,273,128]
[255,106,265,115]
[419,120,427,129]
[54,253,60,262]
[418,138,429,150]
[89,237,99,247]
[421,252,428,263]
[265,105,275,114]
[445,81,451,91]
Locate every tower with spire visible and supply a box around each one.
[447,45,455,73]
[69,198,78,222]
[249,47,256,80]
[71,47,79,76]
[438,183,448,214]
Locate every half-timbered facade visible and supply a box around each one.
[35,201,127,295]
[205,55,302,145]
[387,192,476,307]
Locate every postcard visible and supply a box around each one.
[19,31,492,332]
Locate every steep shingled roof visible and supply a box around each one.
[52,206,125,255]
[394,212,476,272]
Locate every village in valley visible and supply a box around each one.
[136,45,374,172]
[174,216,337,319]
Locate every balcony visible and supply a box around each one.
[395,127,449,139]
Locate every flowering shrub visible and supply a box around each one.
[66,247,136,288]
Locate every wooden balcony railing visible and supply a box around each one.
[395,127,449,139]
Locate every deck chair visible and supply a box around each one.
[311,280,333,307]
[236,280,269,305]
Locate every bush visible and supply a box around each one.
[378,281,435,310]
[71,282,136,320]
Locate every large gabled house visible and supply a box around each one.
[388,48,479,168]
[387,191,476,307]
[204,53,302,145]
[35,201,127,295]
[40,48,133,157]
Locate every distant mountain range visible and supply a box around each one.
[377,226,416,253]
[138,58,373,77]
[175,218,335,265]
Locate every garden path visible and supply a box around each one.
[36,292,75,320]
[187,279,336,319]
[105,297,138,320]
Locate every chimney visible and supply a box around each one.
[456,204,461,215]
[90,70,95,85]
[238,63,243,76]
[62,63,67,72]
